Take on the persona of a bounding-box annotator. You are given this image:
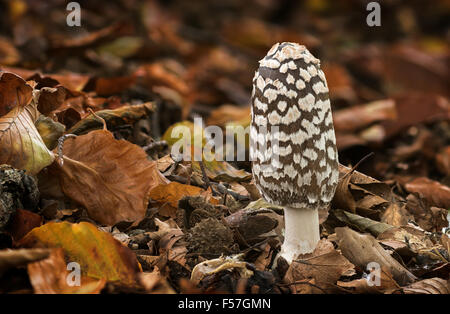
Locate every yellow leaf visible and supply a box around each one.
[19,221,141,285]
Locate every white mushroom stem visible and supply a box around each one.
[279,206,320,264]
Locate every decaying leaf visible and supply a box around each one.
[0,248,50,275]
[68,102,155,135]
[332,209,394,237]
[404,177,450,209]
[19,221,141,285]
[191,255,253,286]
[401,277,450,294]
[337,265,400,294]
[149,181,217,218]
[284,239,355,293]
[335,227,416,286]
[28,248,106,294]
[48,129,168,225]
[0,72,55,175]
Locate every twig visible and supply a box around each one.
[87,108,107,130]
[56,134,77,166]
[198,160,217,196]
[214,183,250,201]
[341,152,375,180]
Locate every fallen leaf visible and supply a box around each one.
[6,209,42,242]
[49,129,168,225]
[335,227,416,286]
[28,248,106,294]
[337,266,399,294]
[0,248,50,275]
[0,72,55,175]
[405,193,448,232]
[284,239,355,293]
[404,177,450,209]
[67,102,154,135]
[401,277,450,294]
[436,146,450,176]
[35,115,65,150]
[333,99,397,133]
[149,181,213,218]
[332,209,394,237]
[36,86,66,115]
[19,221,141,285]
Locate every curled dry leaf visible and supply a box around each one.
[333,170,356,213]
[48,129,168,225]
[284,239,355,294]
[36,86,66,115]
[0,72,54,175]
[332,209,394,237]
[401,277,450,294]
[404,177,450,209]
[335,227,416,286]
[67,102,155,135]
[149,181,216,218]
[28,248,106,294]
[19,221,141,285]
[191,255,253,286]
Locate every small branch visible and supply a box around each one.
[342,152,375,180]
[56,134,77,166]
[198,160,217,196]
[87,108,107,130]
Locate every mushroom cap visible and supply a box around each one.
[250,42,339,209]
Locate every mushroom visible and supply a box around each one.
[250,42,339,264]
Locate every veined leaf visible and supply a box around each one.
[0,72,54,175]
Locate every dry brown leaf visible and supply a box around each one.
[384,44,449,97]
[335,227,416,286]
[337,266,400,294]
[284,239,355,293]
[37,86,66,115]
[6,209,43,242]
[436,146,450,176]
[333,99,397,133]
[0,72,55,175]
[401,278,450,294]
[0,37,20,66]
[138,269,175,294]
[67,102,154,135]
[381,203,411,227]
[405,193,448,232]
[333,167,356,213]
[149,181,215,218]
[382,93,449,139]
[0,248,50,275]
[206,105,251,127]
[322,62,356,103]
[404,177,450,209]
[48,129,168,225]
[28,248,106,294]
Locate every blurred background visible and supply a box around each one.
[0,0,449,182]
